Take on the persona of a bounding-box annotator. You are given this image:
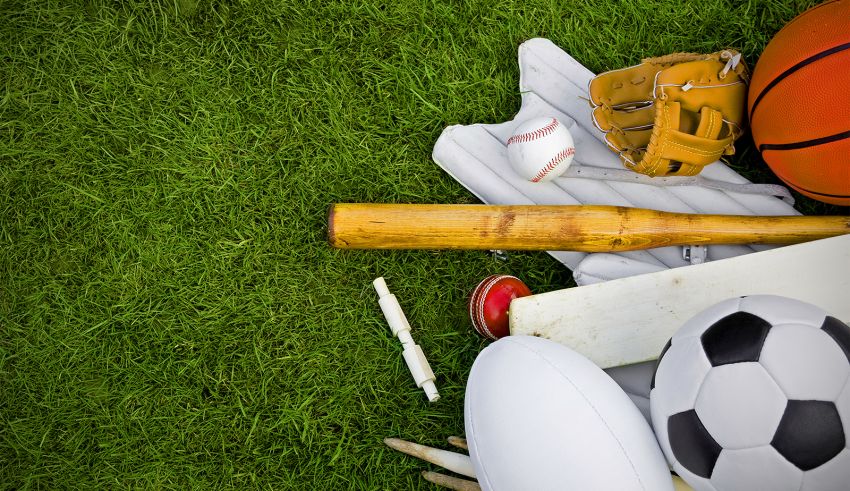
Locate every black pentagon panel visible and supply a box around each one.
[822,316,850,364]
[668,409,722,478]
[651,338,673,390]
[771,400,845,471]
[701,312,772,366]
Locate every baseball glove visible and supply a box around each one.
[588,50,749,177]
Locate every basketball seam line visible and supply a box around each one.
[782,182,850,200]
[759,129,850,152]
[749,41,850,120]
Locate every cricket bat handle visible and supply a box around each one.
[328,204,850,252]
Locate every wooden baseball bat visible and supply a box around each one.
[328,204,850,252]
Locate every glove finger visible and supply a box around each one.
[593,104,655,133]
[589,63,662,107]
[655,59,749,130]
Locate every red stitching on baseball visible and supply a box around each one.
[507,118,560,145]
[531,147,575,182]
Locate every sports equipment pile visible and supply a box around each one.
[341,2,850,490]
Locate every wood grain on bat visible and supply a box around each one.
[328,204,849,252]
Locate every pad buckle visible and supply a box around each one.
[682,245,708,265]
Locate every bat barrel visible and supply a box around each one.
[328,203,850,253]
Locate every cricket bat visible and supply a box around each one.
[509,235,850,368]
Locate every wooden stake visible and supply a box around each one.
[384,438,476,478]
[421,471,481,491]
[447,436,468,450]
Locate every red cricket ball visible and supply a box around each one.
[468,275,533,340]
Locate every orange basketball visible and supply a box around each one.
[748,0,850,205]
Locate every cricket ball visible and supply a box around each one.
[468,275,533,340]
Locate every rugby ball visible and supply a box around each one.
[465,335,673,490]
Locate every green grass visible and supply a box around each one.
[1,0,843,488]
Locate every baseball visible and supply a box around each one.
[507,117,575,182]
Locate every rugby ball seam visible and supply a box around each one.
[473,337,650,490]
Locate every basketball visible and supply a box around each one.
[748,0,850,205]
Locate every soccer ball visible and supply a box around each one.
[650,295,850,491]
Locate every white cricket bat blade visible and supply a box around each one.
[510,235,850,368]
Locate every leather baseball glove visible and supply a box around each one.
[588,50,749,177]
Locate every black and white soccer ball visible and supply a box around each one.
[650,295,850,491]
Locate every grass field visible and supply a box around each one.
[1,0,843,488]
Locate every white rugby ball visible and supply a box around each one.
[465,335,673,491]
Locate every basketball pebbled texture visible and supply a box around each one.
[748,0,850,205]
